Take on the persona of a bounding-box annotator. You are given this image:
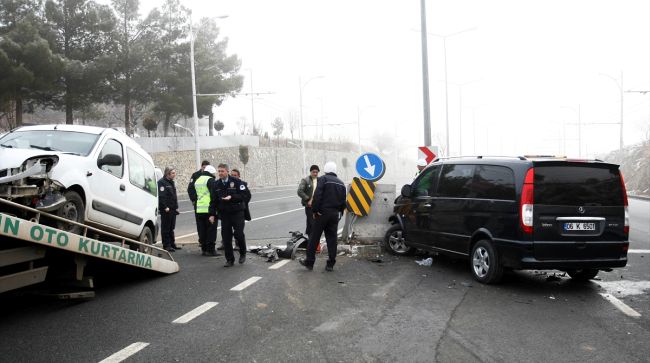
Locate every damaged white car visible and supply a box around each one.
[0,125,159,245]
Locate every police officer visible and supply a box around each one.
[158,167,180,252]
[299,161,347,271]
[230,168,252,221]
[194,165,220,256]
[210,163,248,267]
[188,160,212,253]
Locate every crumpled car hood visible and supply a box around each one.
[0,148,61,184]
[0,148,58,170]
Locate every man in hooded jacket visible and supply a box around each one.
[299,161,347,271]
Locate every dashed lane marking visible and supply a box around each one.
[599,293,642,318]
[269,259,291,270]
[98,342,150,363]
[231,276,263,291]
[172,302,219,324]
[628,249,650,254]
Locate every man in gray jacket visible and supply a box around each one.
[297,164,319,238]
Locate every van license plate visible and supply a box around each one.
[563,222,596,231]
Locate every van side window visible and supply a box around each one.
[412,165,441,196]
[97,139,123,177]
[471,165,516,200]
[127,147,157,197]
[437,164,474,198]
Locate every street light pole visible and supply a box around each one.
[599,71,624,150]
[420,0,431,147]
[299,75,324,173]
[189,12,200,170]
[429,27,477,156]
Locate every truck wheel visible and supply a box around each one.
[384,225,415,255]
[56,191,84,235]
[470,240,503,284]
[567,269,599,281]
[137,226,154,253]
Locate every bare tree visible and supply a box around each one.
[237,116,248,135]
[286,109,298,140]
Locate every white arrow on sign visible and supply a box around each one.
[363,155,375,176]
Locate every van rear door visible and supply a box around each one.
[531,161,627,261]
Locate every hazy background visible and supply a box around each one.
[144,0,650,160]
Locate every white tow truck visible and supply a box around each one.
[0,125,179,295]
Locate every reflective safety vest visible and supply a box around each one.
[195,175,212,214]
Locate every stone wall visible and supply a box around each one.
[151,147,414,193]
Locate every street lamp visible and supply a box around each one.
[173,123,194,136]
[189,13,229,169]
[299,75,324,173]
[560,105,582,157]
[598,71,624,150]
[356,105,375,154]
[448,79,479,156]
[429,27,477,156]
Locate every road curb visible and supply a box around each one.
[629,195,650,201]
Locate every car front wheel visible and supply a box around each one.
[56,191,85,235]
[470,240,503,284]
[384,225,415,255]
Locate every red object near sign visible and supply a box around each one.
[418,146,437,164]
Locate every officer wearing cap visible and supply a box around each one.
[210,163,248,267]
[194,165,220,256]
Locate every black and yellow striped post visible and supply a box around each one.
[346,177,376,216]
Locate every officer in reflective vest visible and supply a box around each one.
[195,165,220,256]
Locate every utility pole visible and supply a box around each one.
[420,0,431,146]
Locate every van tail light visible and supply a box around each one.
[620,172,629,235]
[520,168,534,234]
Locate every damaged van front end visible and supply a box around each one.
[0,150,66,212]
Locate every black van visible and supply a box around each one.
[386,156,629,284]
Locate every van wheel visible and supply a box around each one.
[137,226,154,253]
[567,269,599,281]
[384,225,415,255]
[470,240,503,284]
[56,191,84,235]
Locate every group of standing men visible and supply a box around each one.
[158,158,346,271]
[186,160,251,267]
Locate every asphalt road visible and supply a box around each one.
[0,193,648,362]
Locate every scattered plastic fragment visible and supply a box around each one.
[415,257,433,266]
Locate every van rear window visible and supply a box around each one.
[534,165,623,206]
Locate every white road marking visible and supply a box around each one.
[269,259,291,270]
[231,276,263,291]
[98,342,150,363]
[172,302,219,324]
[599,293,641,318]
[175,207,303,239]
[249,196,295,204]
[628,249,650,254]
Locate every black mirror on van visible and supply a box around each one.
[401,184,412,197]
[98,154,122,167]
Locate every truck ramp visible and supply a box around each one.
[0,198,179,293]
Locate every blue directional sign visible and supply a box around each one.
[355,153,386,182]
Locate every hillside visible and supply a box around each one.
[601,142,650,197]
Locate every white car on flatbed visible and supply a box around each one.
[0,125,159,245]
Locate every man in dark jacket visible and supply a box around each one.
[158,167,180,252]
[299,161,346,271]
[210,163,249,267]
[297,164,319,238]
[188,160,212,252]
